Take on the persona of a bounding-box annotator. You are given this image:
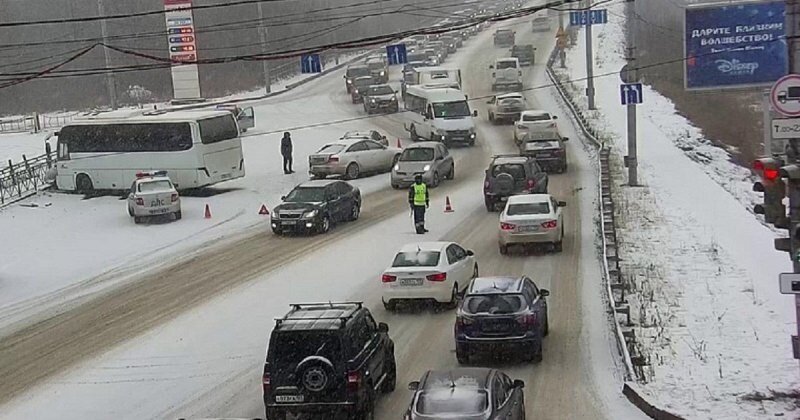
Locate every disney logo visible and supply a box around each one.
[715,59,759,75]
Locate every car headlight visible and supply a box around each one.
[393,164,399,171]
[423,164,431,171]
[303,209,318,219]
[380,71,385,76]
[347,80,353,84]
[371,98,376,103]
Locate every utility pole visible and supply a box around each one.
[256,1,272,94]
[625,0,638,185]
[97,0,118,109]
[585,0,596,110]
[786,0,800,366]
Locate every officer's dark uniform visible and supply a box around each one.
[408,175,429,234]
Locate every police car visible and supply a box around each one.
[127,171,182,224]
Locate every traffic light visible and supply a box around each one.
[778,164,800,261]
[753,157,786,225]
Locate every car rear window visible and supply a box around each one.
[491,163,525,179]
[523,113,551,122]
[496,60,517,69]
[463,294,526,314]
[416,389,488,415]
[318,144,345,154]
[392,251,440,267]
[269,332,341,373]
[507,202,550,215]
[138,180,173,193]
[400,148,434,162]
[347,67,370,77]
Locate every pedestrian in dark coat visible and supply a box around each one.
[281,132,294,174]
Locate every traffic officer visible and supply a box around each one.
[408,174,429,234]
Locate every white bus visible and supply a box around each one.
[403,86,478,147]
[55,109,245,192]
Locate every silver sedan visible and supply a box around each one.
[309,139,401,180]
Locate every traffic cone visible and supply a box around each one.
[259,204,270,215]
[396,138,402,148]
[204,204,212,219]
[444,196,454,213]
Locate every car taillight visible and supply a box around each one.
[456,315,474,328]
[262,368,271,394]
[382,274,397,283]
[171,193,179,202]
[135,198,144,206]
[329,156,339,163]
[541,220,558,229]
[426,272,447,282]
[516,313,536,327]
[484,180,490,191]
[500,222,516,230]
[347,371,361,393]
[526,179,536,191]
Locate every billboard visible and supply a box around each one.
[164,0,201,100]
[684,1,787,91]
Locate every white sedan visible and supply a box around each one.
[381,241,479,310]
[499,194,566,254]
[513,110,559,141]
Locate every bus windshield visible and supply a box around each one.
[432,101,470,118]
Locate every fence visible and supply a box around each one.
[0,112,82,134]
[0,144,56,207]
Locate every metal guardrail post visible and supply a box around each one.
[23,155,36,191]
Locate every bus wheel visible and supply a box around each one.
[75,174,94,193]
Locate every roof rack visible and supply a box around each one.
[288,301,363,310]
[273,301,364,328]
[491,153,522,159]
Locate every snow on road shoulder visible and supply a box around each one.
[556,3,800,419]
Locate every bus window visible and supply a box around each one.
[198,115,238,144]
[58,123,193,153]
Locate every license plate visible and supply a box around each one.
[220,173,232,179]
[518,225,539,232]
[148,208,169,215]
[482,322,509,332]
[275,395,304,403]
[400,278,423,286]
[281,221,297,226]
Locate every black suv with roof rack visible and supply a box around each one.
[483,154,548,212]
[262,302,396,420]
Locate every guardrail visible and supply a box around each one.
[0,144,56,207]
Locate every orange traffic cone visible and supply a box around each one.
[259,204,270,215]
[204,204,212,219]
[396,138,402,148]
[444,196,454,213]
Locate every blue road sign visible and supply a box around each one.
[684,1,787,90]
[620,83,643,105]
[386,43,408,65]
[300,54,322,74]
[569,9,607,26]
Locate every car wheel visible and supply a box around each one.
[446,284,459,309]
[456,344,470,365]
[350,203,361,221]
[499,244,509,255]
[272,228,282,235]
[391,183,400,190]
[382,298,397,311]
[432,172,440,188]
[133,216,143,224]
[345,163,360,180]
[174,210,182,220]
[446,164,455,180]
[75,173,94,193]
[553,227,564,252]
[127,205,133,217]
[311,173,326,180]
[392,154,401,167]
[543,315,550,337]
[484,197,495,212]
[382,353,397,393]
[319,215,331,234]
[265,408,286,420]
[410,125,420,142]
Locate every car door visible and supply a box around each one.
[364,140,387,172]
[529,160,548,192]
[490,376,510,419]
[439,144,454,174]
[325,184,345,221]
[339,182,358,214]
[423,104,436,140]
[525,278,546,333]
[450,243,471,287]
[346,141,370,171]
[499,373,525,419]
[361,314,387,392]
[551,197,563,229]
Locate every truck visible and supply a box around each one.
[403,67,462,100]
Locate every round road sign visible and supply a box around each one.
[770,74,800,117]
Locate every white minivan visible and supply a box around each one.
[403,86,478,147]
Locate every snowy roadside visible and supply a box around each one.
[554,2,800,419]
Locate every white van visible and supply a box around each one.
[403,86,478,147]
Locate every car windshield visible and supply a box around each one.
[416,389,489,415]
[400,147,435,162]
[392,251,440,267]
[138,180,172,193]
[347,67,370,77]
[318,144,345,154]
[432,101,471,118]
[407,53,427,62]
[491,163,525,179]
[269,332,341,376]
[496,60,517,69]
[499,97,524,106]
[507,202,550,215]
[368,86,394,95]
[523,113,551,122]
[354,78,374,88]
[284,187,325,202]
[463,294,526,314]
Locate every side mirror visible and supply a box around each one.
[552,115,558,119]
[378,322,389,333]
[489,65,494,69]
[540,289,550,297]
[472,110,478,117]
[466,250,474,256]
[54,131,60,136]
[558,201,567,207]
[513,379,525,388]
[408,381,420,391]
[280,195,286,201]
[562,137,569,142]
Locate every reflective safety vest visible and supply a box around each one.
[413,183,427,206]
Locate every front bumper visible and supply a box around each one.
[271,217,322,233]
[392,171,433,188]
[499,227,560,245]
[365,100,398,111]
[382,283,452,303]
[433,132,476,144]
[131,202,180,217]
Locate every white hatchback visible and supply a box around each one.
[498,194,566,254]
[381,241,478,310]
[513,110,559,142]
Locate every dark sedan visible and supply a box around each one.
[454,276,549,363]
[270,180,361,235]
[403,368,525,420]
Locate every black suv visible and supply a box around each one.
[493,29,515,47]
[263,302,397,420]
[510,44,535,66]
[271,180,361,235]
[483,155,548,212]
